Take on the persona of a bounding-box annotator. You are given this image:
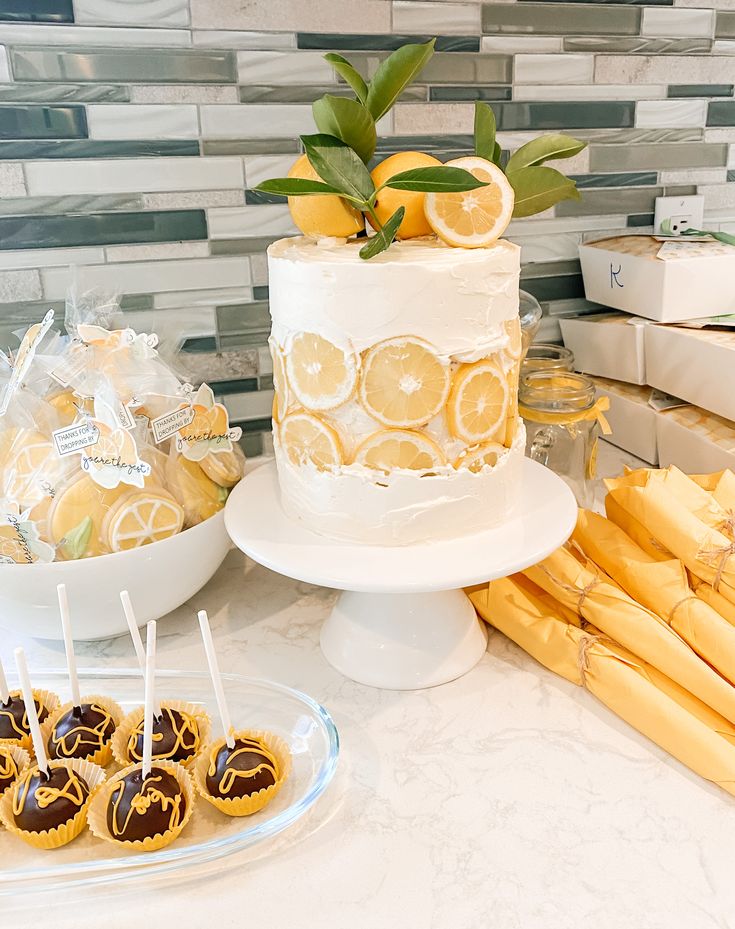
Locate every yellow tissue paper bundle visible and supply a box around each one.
[573,509,735,686]
[470,576,735,798]
[522,542,735,724]
[605,468,735,605]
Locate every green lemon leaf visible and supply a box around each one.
[383,165,488,192]
[324,53,369,104]
[60,515,93,560]
[505,134,586,174]
[366,38,435,121]
[507,165,580,218]
[301,133,375,204]
[253,177,342,197]
[474,102,502,166]
[312,94,377,164]
[359,206,405,260]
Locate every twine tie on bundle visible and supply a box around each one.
[667,596,699,625]
[698,541,735,592]
[577,633,599,689]
[536,562,602,614]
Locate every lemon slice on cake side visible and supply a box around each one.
[424,156,514,249]
[354,429,446,473]
[447,360,509,444]
[279,411,343,471]
[285,332,357,412]
[359,337,450,429]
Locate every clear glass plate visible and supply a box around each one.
[0,668,339,894]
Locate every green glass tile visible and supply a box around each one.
[0,210,207,250]
[202,139,300,155]
[707,101,735,126]
[0,105,87,140]
[239,431,264,456]
[346,51,511,84]
[297,34,480,52]
[253,285,269,301]
[376,134,474,154]
[212,377,259,395]
[210,237,279,256]
[590,141,726,170]
[496,102,634,130]
[0,0,73,22]
[11,48,236,84]
[0,194,143,216]
[216,301,271,338]
[180,335,217,354]
[0,139,199,158]
[430,86,512,102]
[119,295,155,312]
[238,418,272,437]
[259,374,274,391]
[482,3,640,36]
[521,259,581,280]
[564,37,710,53]
[627,214,655,227]
[570,172,658,188]
[556,187,663,217]
[0,83,129,103]
[728,170,735,182]
[716,11,735,38]
[239,83,425,104]
[521,275,585,303]
[668,85,733,98]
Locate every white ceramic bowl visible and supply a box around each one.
[0,511,231,641]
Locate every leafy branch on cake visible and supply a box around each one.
[253,38,587,258]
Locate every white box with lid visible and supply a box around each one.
[560,312,648,384]
[578,235,735,323]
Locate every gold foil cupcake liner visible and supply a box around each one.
[0,689,61,753]
[111,700,211,769]
[0,744,31,800]
[0,757,106,849]
[41,694,123,768]
[87,758,195,853]
[193,728,292,817]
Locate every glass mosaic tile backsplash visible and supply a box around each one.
[1,0,735,455]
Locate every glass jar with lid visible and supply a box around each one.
[519,371,611,508]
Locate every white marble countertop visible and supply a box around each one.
[5,441,735,929]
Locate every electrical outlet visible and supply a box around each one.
[653,194,704,235]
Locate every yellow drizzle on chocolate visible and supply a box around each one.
[12,767,87,816]
[0,691,48,741]
[207,738,278,796]
[126,706,200,762]
[0,749,18,784]
[49,702,115,758]
[108,771,184,838]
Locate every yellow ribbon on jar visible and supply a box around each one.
[518,395,612,435]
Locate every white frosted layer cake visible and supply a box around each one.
[267,235,525,545]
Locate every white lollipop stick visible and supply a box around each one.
[198,610,234,749]
[14,648,49,776]
[120,590,161,716]
[142,620,157,778]
[57,583,81,709]
[0,655,10,705]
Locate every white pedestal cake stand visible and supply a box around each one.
[225,459,577,691]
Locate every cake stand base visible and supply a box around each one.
[225,459,577,691]
[321,589,487,690]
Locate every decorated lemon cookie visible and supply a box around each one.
[102,487,184,552]
[199,443,245,489]
[48,475,127,558]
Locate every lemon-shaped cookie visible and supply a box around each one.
[48,475,127,558]
[102,488,184,552]
[199,444,245,489]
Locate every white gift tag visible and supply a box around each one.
[151,405,195,444]
[52,421,100,457]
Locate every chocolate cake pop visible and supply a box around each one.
[205,735,278,799]
[13,764,90,833]
[125,705,202,764]
[106,765,186,842]
[0,746,21,794]
[0,656,57,746]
